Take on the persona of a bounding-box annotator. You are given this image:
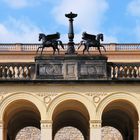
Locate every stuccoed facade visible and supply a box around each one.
[0,43,140,140]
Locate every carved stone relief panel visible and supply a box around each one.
[63,61,77,80]
[35,55,108,80]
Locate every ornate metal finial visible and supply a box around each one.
[65,12,77,54]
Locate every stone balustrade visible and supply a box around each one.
[0,43,140,52]
[0,62,35,80]
[109,62,140,79]
[0,60,140,81]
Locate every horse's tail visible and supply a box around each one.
[78,41,84,49]
[58,40,64,49]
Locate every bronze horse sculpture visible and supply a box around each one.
[78,32,106,54]
[36,32,64,55]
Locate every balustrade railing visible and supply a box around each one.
[0,63,35,80]
[115,43,140,51]
[0,62,140,81]
[0,43,140,52]
[110,62,140,79]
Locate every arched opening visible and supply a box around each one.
[15,126,40,140]
[54,126,84,140]
[52,100,89,140]
[102,100,139,140]
[3,99,41,140]
[102,126,123,140]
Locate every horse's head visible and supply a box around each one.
[97,34,104,42]
[39,33,45,41]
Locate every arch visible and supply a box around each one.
[47,92,95,120]
[0,92,47,121]
[96,92,140,120]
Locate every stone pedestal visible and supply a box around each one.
[35,55,108,80]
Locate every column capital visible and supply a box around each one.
[0,121,3,128]
[89,120,102,128]
[138,120,140,128]
[40,120,53,129]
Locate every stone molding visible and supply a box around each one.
[90,120,102,128]
[138,121,140,127]
[1,84,140,96]
[0,121,3,128]
[40,120,53,129]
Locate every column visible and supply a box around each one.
[138,121,140,140]
[90,120,101,140]
[134,128,138,140]
[0,121,3,140]
[41,120,52,140]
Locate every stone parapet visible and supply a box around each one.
[35,55,108,80]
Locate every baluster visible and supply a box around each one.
[9,67,13,79]
[133,66,137,78]
[20,66,23,79]
[112,65,116,79]
[6,65,10,79]
[12,66,16,79]
[129,66,133,78]
[7,65,13,79]
[0,66,2,78]
[121,66,125,78]
[138,66,140,78]
[27,66,31,79]
[124,66,127,78]
[9,66,13,79]
[117,65,122,78]
[14,66,17,79]
[119,66,123,78]
[20,66,24,79]
[16,66,20,79]
[2,66,4,79]
[23,66,27,79]
[4,66,8,79]
[137,66,139,78]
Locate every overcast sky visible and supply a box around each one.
[0,0,140,43]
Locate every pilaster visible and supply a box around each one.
[138,121,140,140]
[0,121,3,140]
[40,120,52,140]
[90,120,101,140]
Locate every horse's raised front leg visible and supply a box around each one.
[57,48,60,54]
[87,47,90,54]
[53,48,56,55]
[41,47,44,55]
[83,45,88,54]
[78,41,84,50]
[102,45,106,52]
[36,47,41,54]
[98,47,102,55]
[55,46,59,54]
